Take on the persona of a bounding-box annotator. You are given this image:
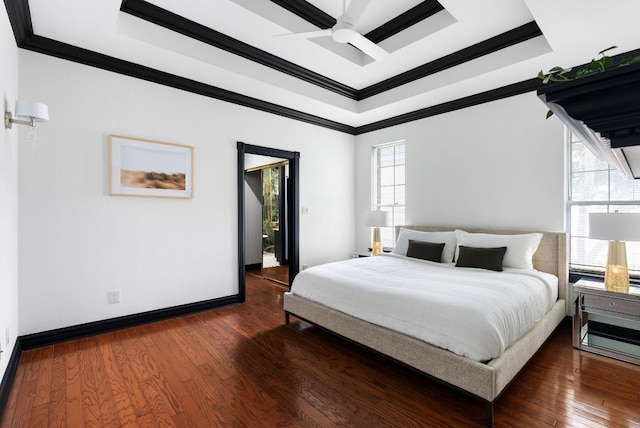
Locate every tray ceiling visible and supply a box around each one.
[6,0,640,133]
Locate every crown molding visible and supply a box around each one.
[22,33,537,135]
[2,0,355,134]
[356,78,542,134]
[121,1,542,102]
[270,0,444,45]
[3,0,542,135]
[363,1,444,43]
[20,34,357,134]
[359,21,542,99]
[120,0,358,99]
[3,0,32,45]
[269,0,335,29]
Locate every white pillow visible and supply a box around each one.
[393,228,457,263]
[454,229,542,270]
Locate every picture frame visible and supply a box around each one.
[109,135,193,198]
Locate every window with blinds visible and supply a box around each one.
[569,133,640,275]
[373,141,405,248]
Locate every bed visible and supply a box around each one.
[283,226,568,426]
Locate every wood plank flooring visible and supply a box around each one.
[2,275,640,427]
[247,264,289,286]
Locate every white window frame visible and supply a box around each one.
[567,131,640,277]
[372,140,405,249]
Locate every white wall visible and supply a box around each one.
[0,11,19,381]
[17,51,355,335]
[354,93,566,251]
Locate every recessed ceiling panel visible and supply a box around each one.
[17,0,640,133]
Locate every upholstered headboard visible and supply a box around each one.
[397,226,569,312]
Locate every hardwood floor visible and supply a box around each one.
[2,275,640,427]
[248,264,289,286]
[261,264,289,285]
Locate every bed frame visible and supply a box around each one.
[283,226,568,426]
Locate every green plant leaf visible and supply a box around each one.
[586,62,601,71]
[575,68,593,78]
[538,66,573,83]
[537,46,629,118]
[621,56,640,66]
[550,66,572,76]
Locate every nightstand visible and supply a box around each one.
[350,251,372,258]
[350,248,394,258]
[573,279,640,365]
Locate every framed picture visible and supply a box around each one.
[109,135,193,198]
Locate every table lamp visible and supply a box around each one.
[365,210,391,255]
[589,212,640,293]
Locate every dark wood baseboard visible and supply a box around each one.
[0,294,240,421]
[19,294,240,350]
[4,278,640,427]
[0,340,22,424]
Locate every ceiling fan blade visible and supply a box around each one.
[350,32,389,61]
[345,0,372,24]
[274,29,332,39]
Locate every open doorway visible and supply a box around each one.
[245,158,289,285]
[237,142,300,303]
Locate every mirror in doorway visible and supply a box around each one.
[244,156,289,286]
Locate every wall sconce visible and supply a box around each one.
[4,100,49,129]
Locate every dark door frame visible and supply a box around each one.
[237,142,300,302]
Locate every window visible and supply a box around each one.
[373,141,405,248]
[568,133,640,275]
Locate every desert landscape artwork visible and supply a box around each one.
[120,170,186,190]
[109,135,193,198]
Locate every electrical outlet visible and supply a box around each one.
[108,290,121,304]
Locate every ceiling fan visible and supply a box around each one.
[277,0,389,61]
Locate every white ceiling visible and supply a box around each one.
[24,0,640,129]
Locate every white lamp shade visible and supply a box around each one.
[15,100,49,122]
[364,210,391,227]
[589,212,640,241]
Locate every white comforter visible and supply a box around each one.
[290,253,558,361]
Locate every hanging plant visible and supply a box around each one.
[537,46,640,118]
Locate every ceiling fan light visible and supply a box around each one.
[332,21,355,44]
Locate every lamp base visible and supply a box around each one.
[605,241,630,294]
[372,227,382,255]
